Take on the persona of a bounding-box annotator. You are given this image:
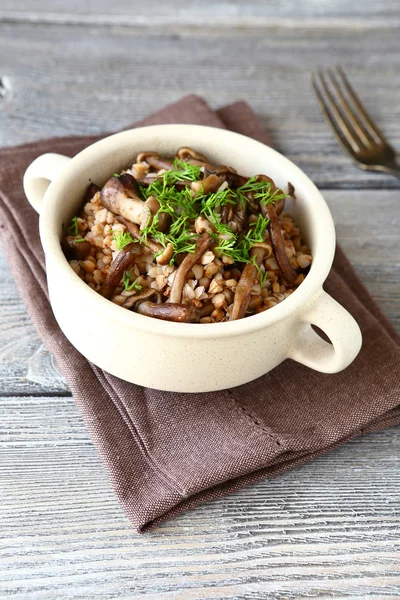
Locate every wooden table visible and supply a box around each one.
[1,2,399,597]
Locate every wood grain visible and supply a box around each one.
[1,0,400,26]
[1,394,399,599]
[0,23,399,190]
[1,2,399,597]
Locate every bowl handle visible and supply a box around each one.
[23,153,71,214]
[288,289,362,373]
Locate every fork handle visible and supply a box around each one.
[375,159,400,179]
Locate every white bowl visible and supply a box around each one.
[23,124,362,392]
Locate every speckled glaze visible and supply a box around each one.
[23,125,362,392]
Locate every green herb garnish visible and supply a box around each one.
[122,270,142,292]
[113,231,134,251]
[113,173,120,178]
[244,213,270,246]
[67,216,79,237]
[255,186,286,206]
[74,237,87,243]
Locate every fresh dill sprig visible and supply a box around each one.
[122,270,142,292]
[113,230,134,251]
[168,230,198,264]
[113,173,120,178]
[259,269,269,287]
[251,258,269,287]
[67,216,79,237]
[74,237,87,243]
[244,213,270,246]
[255,186,286,206]
[167,158,202,182]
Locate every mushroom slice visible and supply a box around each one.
[175,147,209,162]
[261,202,297,285]
[228,199,247,234]
[136,302,200,323]
[115,216,163,254]
[136,151,173,171]
[155,243,174,265]
[62,236,91,261]
[99,242,142,299]
[191,174,224,195]
[140,195,170,233]
[288,182,296,199]
[83,182,101,203]
[122,288,162,310]
[254,175,296,284]
[168,233,215,304]
[231,246,265,320]
[100,173,146,226]
[224,172,248,188]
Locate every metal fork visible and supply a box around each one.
[311,67,400,179]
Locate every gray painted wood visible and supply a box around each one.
[1,1,400,597]
[1,0,400,25]
[1,394,399,598]
[0,22,400,190]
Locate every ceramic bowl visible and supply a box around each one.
[23,125,362,392]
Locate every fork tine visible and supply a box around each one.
[336,66,387,144]
[328,69,374,148]
[311,73,357,160]
[316,70,362,152]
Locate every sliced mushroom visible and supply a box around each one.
[191,174,224,195]
[136,302,200,323]
[168,233,215,303]
[101,174,169,233]
[62,236,92,261]
[98,242,142,299]
[194,215,215,235]
[136,151,173,171]
[228,200,247,234]
[176,147,209,162]
[224,172,248,188]
[261,202,297,285]
[115,216,163,254]
[100,173,146,226]
[122,288,162,310]
[83,182,101,203]
[253,175,296,285]
[231,247,265,320]
[274,196,285,216]
[155,243,174,265]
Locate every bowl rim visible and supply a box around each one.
[40,124,336,339]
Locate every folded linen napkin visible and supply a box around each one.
[0,95,399,532]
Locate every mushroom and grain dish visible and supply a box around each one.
[62,148,312,323]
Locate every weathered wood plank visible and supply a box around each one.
[1,394,399,598]
[0,23,399,189]
[1,0,400,25]
[0,189,398,394]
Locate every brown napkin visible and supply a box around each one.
[0,96,399,532]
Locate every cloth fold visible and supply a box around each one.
[0,95,399,532]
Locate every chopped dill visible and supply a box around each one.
[122,270,142,292]
[67,216,79,237]
[74,237,87,243]
[259,269,269,287]
[255,186,286,206]
[166,158,202,183]
[113,230,134,251]
[136,167,275,266]
[113,173,120,178]
[244,213,270,246]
